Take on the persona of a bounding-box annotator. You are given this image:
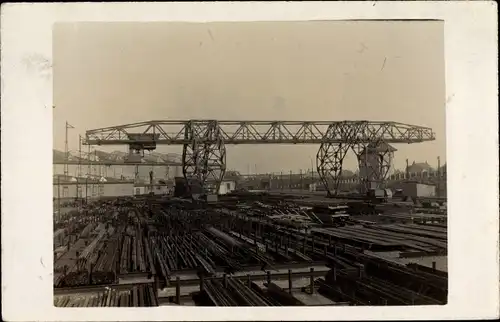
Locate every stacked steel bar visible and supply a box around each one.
[91,227,119,285]
[54,284,158,307]
[118,226,155,275]
[202,277,272,306]
[314,246,447,305]
[54,196,448,306]
[151,234,211,274]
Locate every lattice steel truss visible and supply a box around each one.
[85,120,435,195]
[182,120,226,194]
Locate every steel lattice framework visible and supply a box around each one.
[181,121,226,194]
[85,120,435,195]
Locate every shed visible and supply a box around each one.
[219,180,236,195]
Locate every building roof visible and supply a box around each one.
[53,149,182,163]
[407,161,435,172]
[225,170,242,181]
[53,174,132,184]
[53,150,66,162]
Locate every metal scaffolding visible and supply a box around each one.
[85,120,435,195]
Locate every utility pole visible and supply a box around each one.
[87,144,91,179]
[300,169,303,191]
[57,176,61,219]
[289,170,292,191]
[405,158,410,181]
[310,158,314,181]
[85,176,88,205]
[78,135,82,178]
[63,122,74,200]
[64,121,74,177]
[437,156,441,197]
[77,135,82,201]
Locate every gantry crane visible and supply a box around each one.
[85,120,435,195]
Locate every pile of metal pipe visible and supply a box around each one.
[90,237,119,285]
[151,234,209,274]
[53,197,449,307]
[318,267,443,305]
[78,228,107,266]
[202,276,272,306]
[313,247,447,305]
[54,284,158,307]
[120,235,145,274]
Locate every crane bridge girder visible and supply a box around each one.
[85,120,435,195]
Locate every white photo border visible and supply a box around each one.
[1,1,498,321]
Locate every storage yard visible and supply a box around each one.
[53,191,447,307]
[53,119,447,307]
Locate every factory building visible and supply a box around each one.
[401,182,437,198]
[133,183,170,196]
[53,149,183,181]
[53,175,135,200]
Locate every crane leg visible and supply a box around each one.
[316,142,351,196]
[182,121,226,195]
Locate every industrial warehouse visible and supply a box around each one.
[51,21,447,308]
[53,120,447,307]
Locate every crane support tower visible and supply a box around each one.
[85,120,435,195]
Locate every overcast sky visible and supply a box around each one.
[53,21,445,174]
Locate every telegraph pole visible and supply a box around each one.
[310,158,314,180]
[437,156,441,197]
[64,121,74,177]
[64,122,74,200]
[300,169,303,191]
[77,135,83,201]
[87,144,91,178]
[57,176,61,220]
[85,176,88,205]
[78,135,82,177]
[405,158,410,181]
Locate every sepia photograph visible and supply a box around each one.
[2,2,498,320]
[51,20,448,307]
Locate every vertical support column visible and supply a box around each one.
[182,120,226,195]
[223,274,228,288]
[317,140,352,197]
[309,268,315,294]
[175,276,181,304]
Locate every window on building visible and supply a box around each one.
[226,183,231,191]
